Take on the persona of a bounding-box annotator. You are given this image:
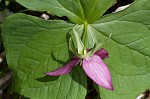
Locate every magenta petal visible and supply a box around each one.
[82,55,114,90]
[94,48,109,59]
[45,57,80,76]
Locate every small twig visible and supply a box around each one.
[0,72,13,90]
[0,90,3,99]
[19,95,23,99]
[136,89,150,99]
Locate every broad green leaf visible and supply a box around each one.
[16,0,116,23]
[79,0,116,23]
[1,13,87,99]
[90,0,150,98]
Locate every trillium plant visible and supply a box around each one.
[1,0,150,99]
[45,27,114,90]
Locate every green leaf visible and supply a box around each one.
[1,13,87,99]
[90,0,150,98]
[16,0,116,23]
[79,0,116,23]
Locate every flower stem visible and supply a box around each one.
[83,22,88,55]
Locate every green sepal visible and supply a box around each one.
[69,38,85,59]
[87,33,112,56]
[72,26,84,54]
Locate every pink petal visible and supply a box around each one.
[94,48,109,59]
[45,57,80,76]
[82,55,114,90]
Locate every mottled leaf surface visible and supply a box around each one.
[1,14,87,99]
[91,0,150,98]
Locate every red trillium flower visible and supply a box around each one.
[45,48,114,90]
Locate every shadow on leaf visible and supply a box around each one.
[36,76,59,82]
[51,52,66,65]
[70,65,87,89]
